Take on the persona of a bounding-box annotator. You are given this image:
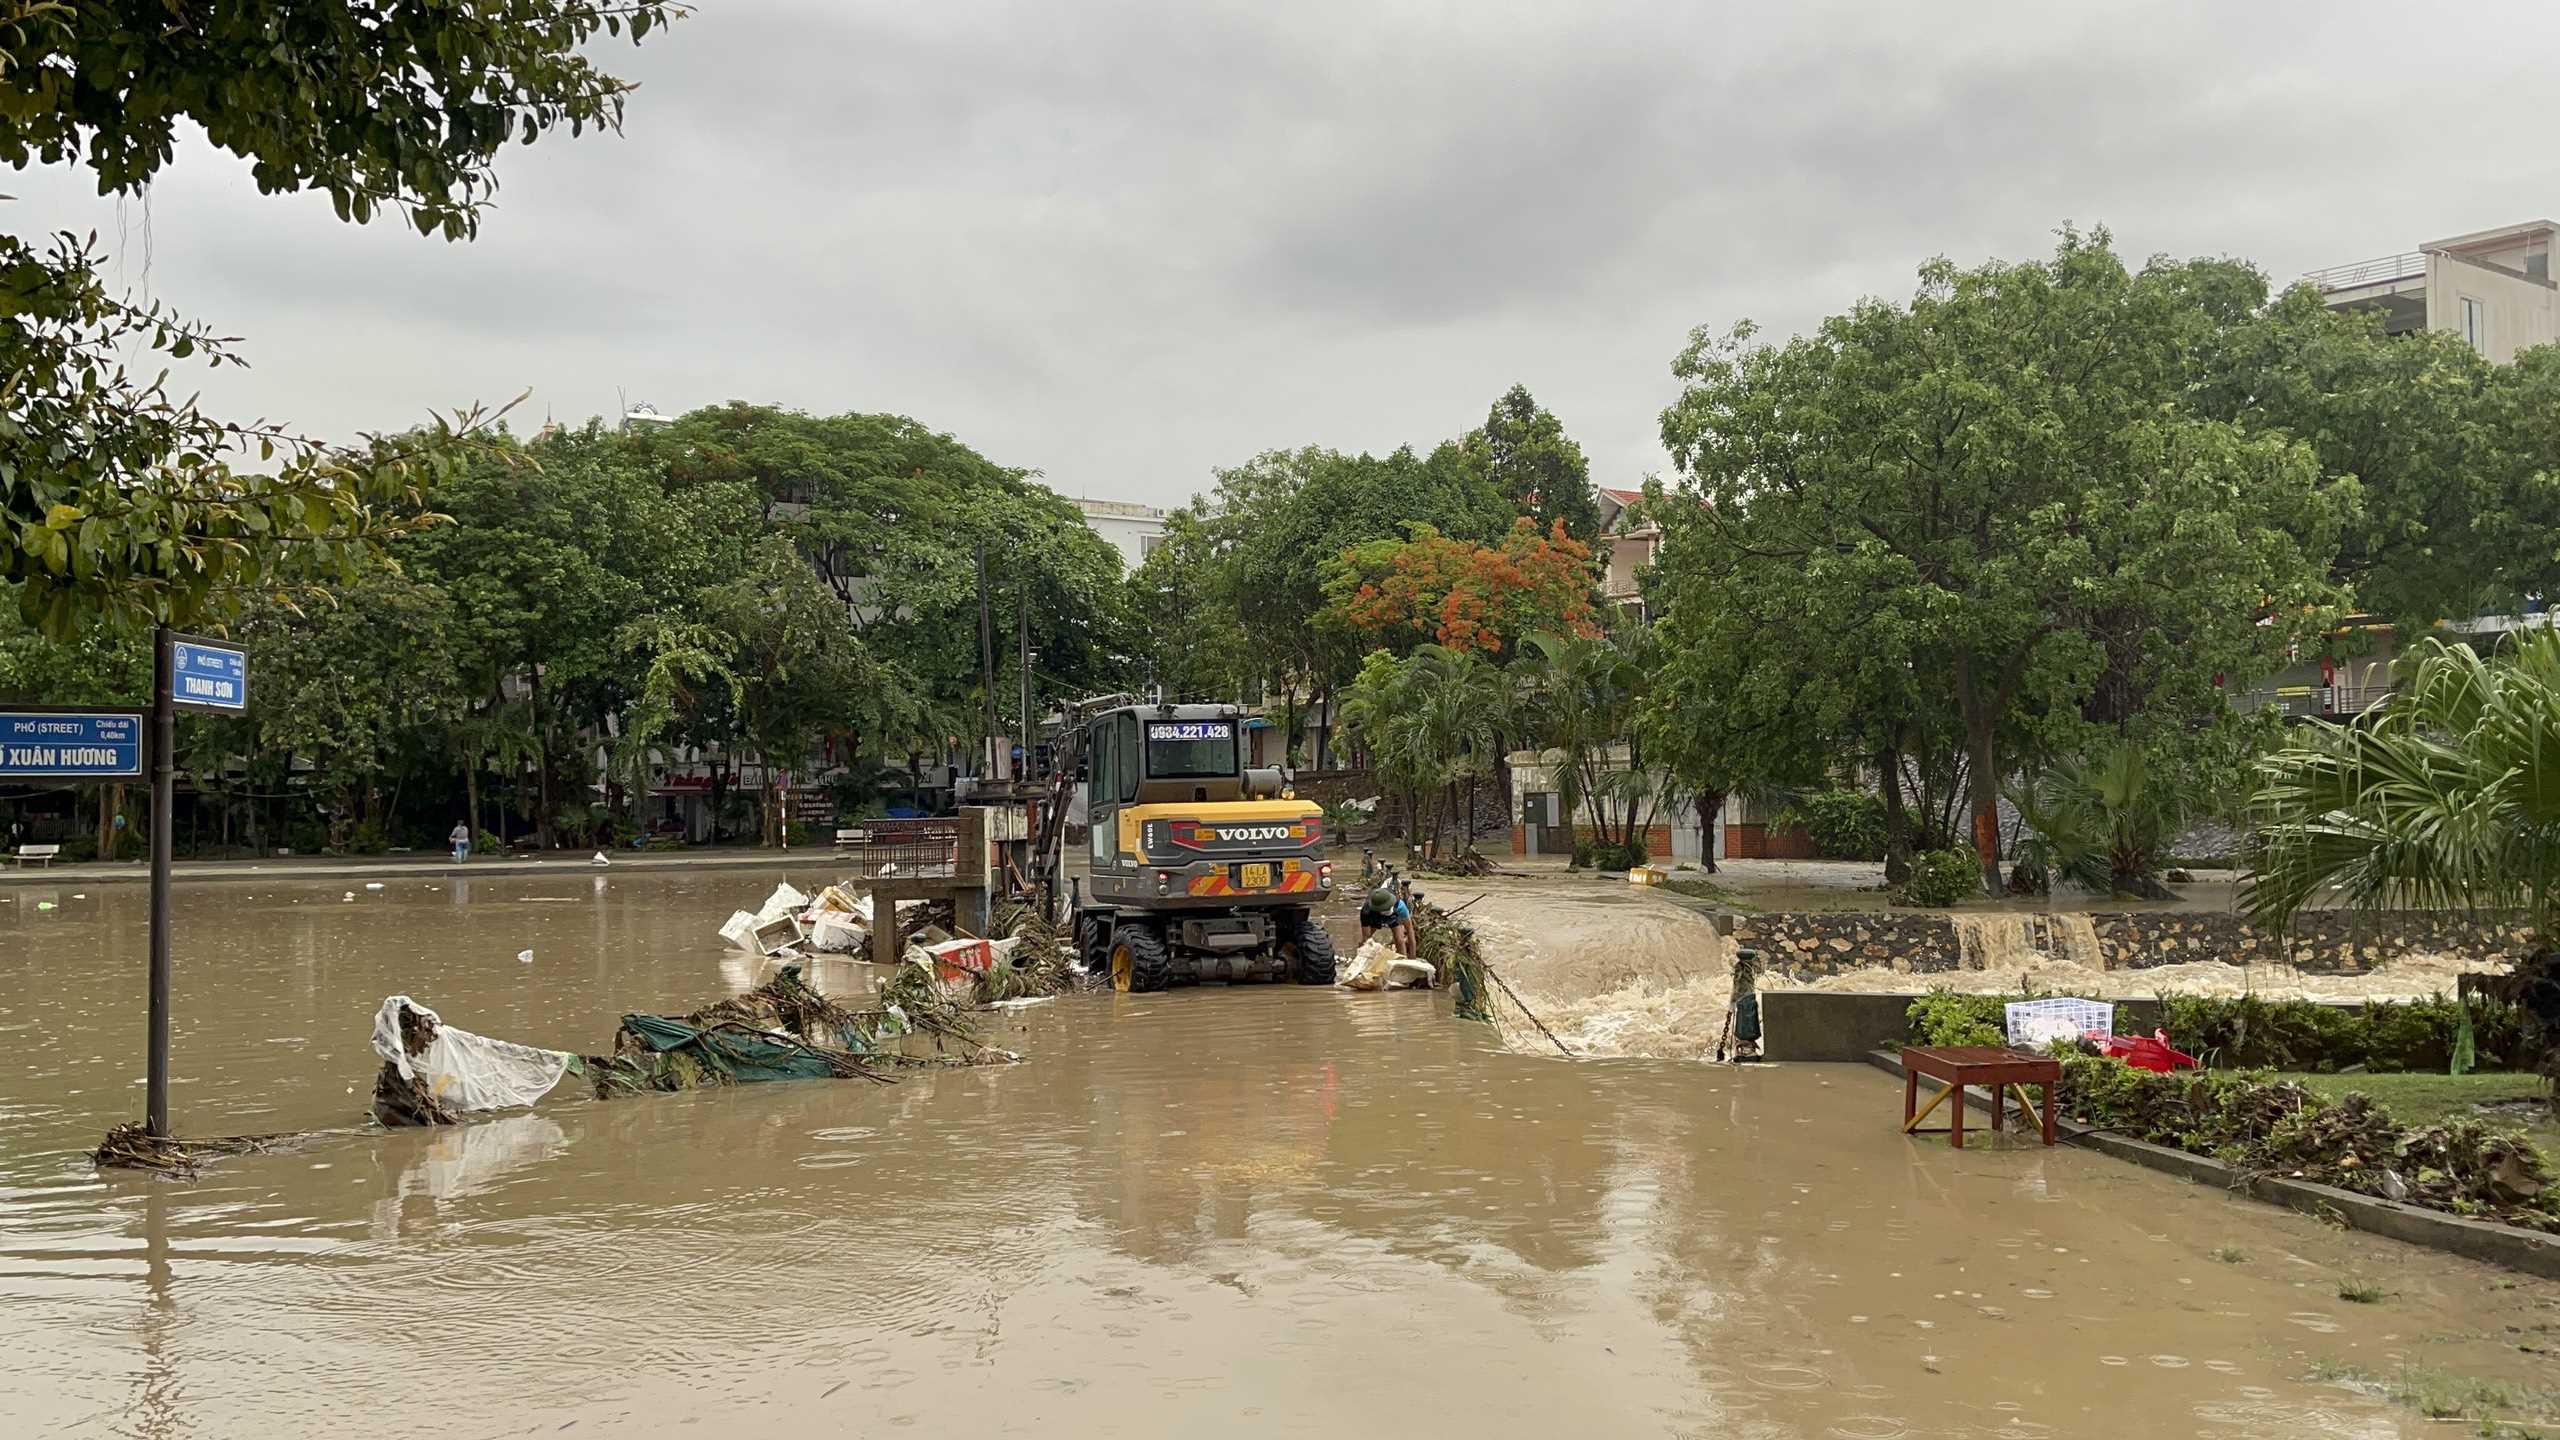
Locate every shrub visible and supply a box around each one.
[348,821,390,855]
[2050,1055,2560,1231]
[2158,991,2532,1073]
[1897,848,1979,906]
[475,828,503,853]
[1907,988,2009,1048]
[1781,789,1887,861]
[1573,837,1649,871]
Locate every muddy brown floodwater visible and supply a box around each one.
[7,870,2560,1437]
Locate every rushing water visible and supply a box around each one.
[4,869,2556,1437]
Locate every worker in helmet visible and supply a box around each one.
[1359,882,1416,959]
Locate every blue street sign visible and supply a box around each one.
[169,636,248,713]
[0,711,144,777]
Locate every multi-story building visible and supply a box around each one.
[1070,496,1169,571]
[2304,218,2557,361]
[1594,486,1659,616]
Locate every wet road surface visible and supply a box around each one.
[5,871,2558,1436]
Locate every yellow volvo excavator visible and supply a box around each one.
[1033,699,1337,992]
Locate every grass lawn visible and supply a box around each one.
[2283,1071,2560,1148]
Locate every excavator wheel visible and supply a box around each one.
[1108,922,1173,994]
[1073,910,1111,976]
[1279,908,1338,986]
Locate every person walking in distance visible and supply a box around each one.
[449,821,471,863]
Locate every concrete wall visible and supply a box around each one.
[2428,252,2558,363]
[1724,821,1818,860]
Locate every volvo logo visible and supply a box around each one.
[1166,819,1314,846]
[1204,824,1295,842]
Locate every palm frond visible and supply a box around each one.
[2244,632,2560,940]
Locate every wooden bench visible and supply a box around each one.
[834,827,869,851]
[11,843,61,868]
[1900,1045,2061,1149]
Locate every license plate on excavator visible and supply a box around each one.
[1236,862,1272,889]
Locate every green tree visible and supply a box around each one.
[611,614,741,832]
[695,540,889,846]
[1209,443,1511,761]
[1660,229,2346,893]
[2245,633,2560,946]
[1459,384,1601,543]
[1643,484,1961,878]
[2203,287,2560,626]
[1128,504,1252,701]
[401,432,660,846]
[634,404,1128,762]
[232,570,464,847]
[2,0,679,637]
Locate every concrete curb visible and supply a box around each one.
[1864,1048,2560,1280]
[0,850,826,889]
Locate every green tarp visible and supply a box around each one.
[615,1013,847,1084]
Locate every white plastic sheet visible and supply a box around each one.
[370,996,574,1113]
[1337,935,1436,991]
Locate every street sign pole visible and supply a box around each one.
[147,624,174,1138]
[140,629,247,1139]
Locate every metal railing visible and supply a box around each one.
[834,817,962,879]
[2302,251,2428,292]
[2234,682,2395,720]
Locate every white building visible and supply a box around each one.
[1594,486,1660,615]
[1070,497,1169,571]
[2306,219,2558,362]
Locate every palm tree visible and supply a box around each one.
[1518,630,1649,859]
[2008,741,2187,899]
[448,697,541,847]
[2244,632,2560,944]
[1403,645,1511,855]
[1338,652,1424,842]
[1338,645,1512,856]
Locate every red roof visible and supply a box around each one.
[1598,487,1644,506]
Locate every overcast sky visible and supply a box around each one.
[16,1,2560,507]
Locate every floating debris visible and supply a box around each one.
[369,995,574,1126]
[717,882,809,956]
[1413,902,1492,1021]
[92,1123,295,1178]
[1339,934,1435,990]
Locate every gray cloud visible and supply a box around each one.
[10,0,2558,501]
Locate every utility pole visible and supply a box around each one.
[977,546,997,782]
[146,625,173,1138]
[1016,590,1032,778]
